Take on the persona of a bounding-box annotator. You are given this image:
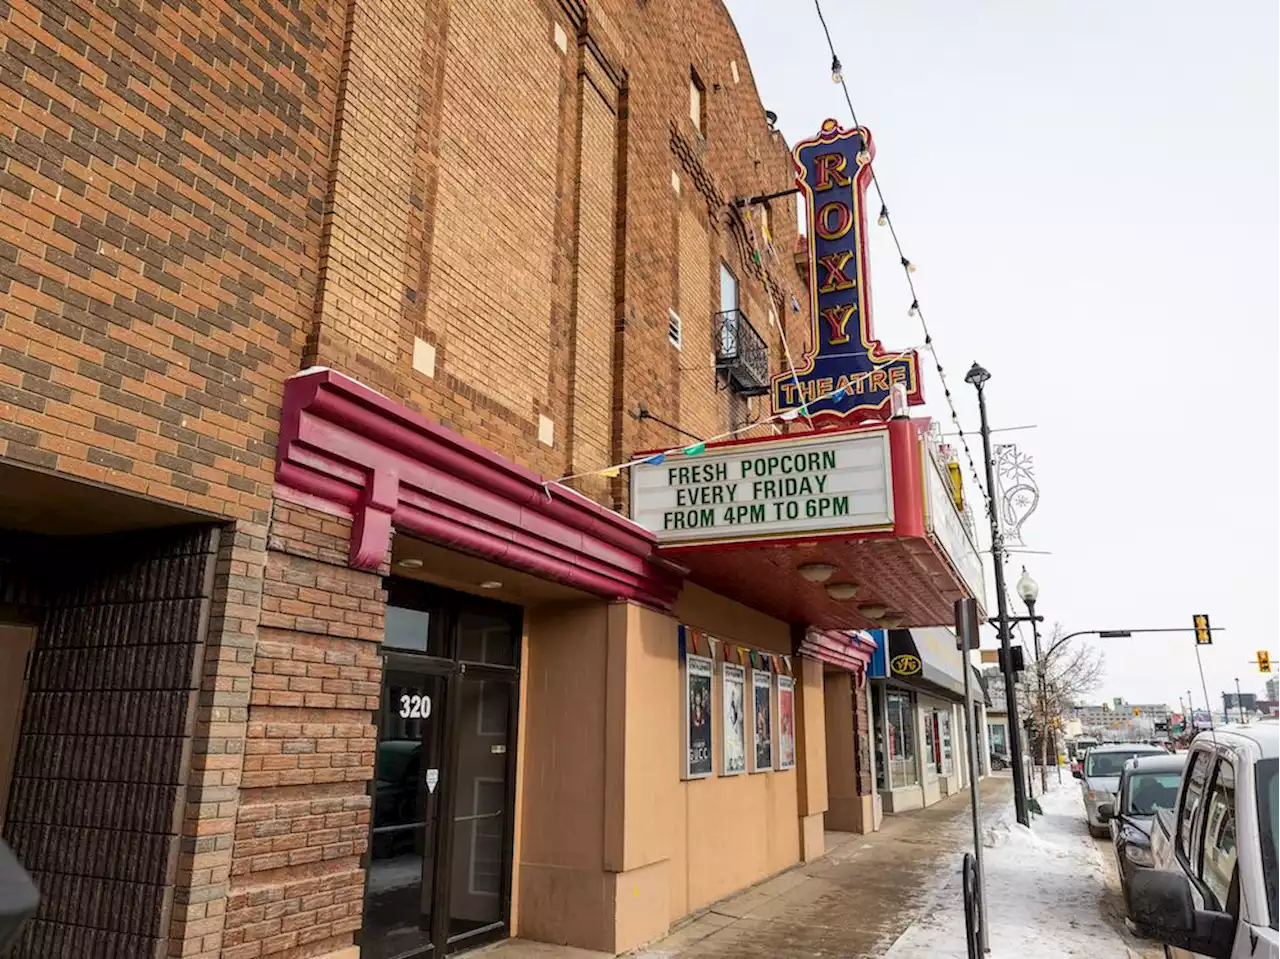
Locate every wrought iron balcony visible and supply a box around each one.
[713,309,770,396]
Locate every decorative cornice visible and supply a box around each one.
[275,368,682,608]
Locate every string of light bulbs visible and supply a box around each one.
[815,0,990,505]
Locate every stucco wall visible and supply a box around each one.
[668,585,805,921]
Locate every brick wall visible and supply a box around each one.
[220,504,384,959]
[3,525,219,958]
[0,0,345,521]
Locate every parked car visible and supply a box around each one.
[1075,742,1167,837]
[1135,720,1278,958]
[1096,753,1186,915]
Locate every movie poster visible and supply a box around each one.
[684,654,714,779]
[776,675,796,770]
[721,662,747,776]
[752,669,773,772]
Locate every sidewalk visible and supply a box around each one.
[483,774,1014,959]
[885,777,1161,958]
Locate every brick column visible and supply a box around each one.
[218,503,387,959]
[167,522,269,958]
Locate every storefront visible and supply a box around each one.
[867,628,983,813]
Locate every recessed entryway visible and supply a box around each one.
[362,579,521,957]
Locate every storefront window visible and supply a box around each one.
[885,690,918,788]
[873,685,887,792]
[935,711,953,776]
[989,722,1007,757]
[922,711,936,780]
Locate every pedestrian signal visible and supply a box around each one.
[1260,650,1272,674]
[1193,614,1212,646]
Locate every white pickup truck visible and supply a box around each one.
[1131,720,1278,959]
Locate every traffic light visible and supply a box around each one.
[1133,707,1141,717]
[1193,614,1212,646]
[1260,650,1272,674]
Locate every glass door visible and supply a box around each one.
[364,581,521,957]
[365,663,449,959]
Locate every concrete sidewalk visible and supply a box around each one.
[480,775,1013,959]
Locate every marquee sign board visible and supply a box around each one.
[630,430,894,547]
[772,119,923,423]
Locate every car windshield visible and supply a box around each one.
[1256,759,1278,930]
[1086,750,1156,778]
[1124,771,1181,815]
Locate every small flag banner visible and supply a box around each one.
[681,625,792,675]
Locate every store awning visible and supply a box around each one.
[630,419,985,630]
[871,628,969,700]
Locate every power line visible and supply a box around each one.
[814,0,990,506]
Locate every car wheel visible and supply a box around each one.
[1088,824,1107,839]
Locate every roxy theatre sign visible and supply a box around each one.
[772,119,923,422]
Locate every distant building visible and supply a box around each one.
[1266,677,1278,702]
[1071,699,1170,740]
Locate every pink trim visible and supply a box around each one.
[799,629,876,674]
[275,369,682,607]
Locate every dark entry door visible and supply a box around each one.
[363,584,520,958]
[365,663,449,959]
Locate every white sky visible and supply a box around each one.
[725,0,1279,713]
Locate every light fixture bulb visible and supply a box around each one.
[397,558,424,569]
[908,301,918,317]
[906,260,917,274]
[1016,566,1040,604]
[830,55,843,84]
[798,563,837,583]
[857,603,889,620]
[825,582,860,601]
[879,614,904,629]
[479,580,502,590]
[877,213,888,227]
[856,150,871,166]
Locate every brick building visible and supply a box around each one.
[0,0,983,956]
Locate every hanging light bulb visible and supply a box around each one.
[877,206,888,227]
[830,55,843,84]
[901,256,917,274]
[856,150,871,166]
[908,300,919,317]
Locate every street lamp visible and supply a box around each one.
[1016,567,1058,785]
[967,361,1030,827]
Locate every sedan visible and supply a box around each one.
[1096,753,1185,915]
[1074,743,1166,837]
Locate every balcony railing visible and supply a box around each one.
[713,309,770,396]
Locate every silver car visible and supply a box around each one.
[1074,743,1166,837]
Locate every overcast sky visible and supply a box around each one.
[726,0,1279,713]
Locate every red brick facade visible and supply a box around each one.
[1,0,827,955]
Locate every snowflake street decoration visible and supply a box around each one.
[994,444,1039,546]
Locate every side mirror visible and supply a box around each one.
[1072,769,1082,779]
[1128,870,1234,959]
[1097,803,1115,821]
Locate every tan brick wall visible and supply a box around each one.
[219,504,386,959]
[0,0,344,521]
[566,54,620,502]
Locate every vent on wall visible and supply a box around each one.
[668,309,682,349]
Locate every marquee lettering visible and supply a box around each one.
[820,305,855,346]
[815,201,852,240]
[813,152,851,191]
[817,251,856,294]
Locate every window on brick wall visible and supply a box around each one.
[668,309,683,349]
[690,68,706,134]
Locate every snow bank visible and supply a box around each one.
[885,779,1150,958]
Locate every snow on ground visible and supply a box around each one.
[885,777,1151,958]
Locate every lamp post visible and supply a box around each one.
[1016,567,1059,786]
[966,361,1030,827]
[1234,678,1247,724]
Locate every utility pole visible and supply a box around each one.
[1234,678,1247,724]
[966,362,1030,827]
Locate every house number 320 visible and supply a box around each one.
[399,694,431,719]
